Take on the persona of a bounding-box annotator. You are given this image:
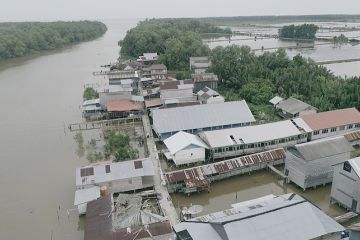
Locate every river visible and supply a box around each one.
[0,19,138,240]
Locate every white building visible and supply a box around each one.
[299,108,360,141]
[76,158,155,193]
[174,193,345,240]
[331,156,360,213]
[197,87,224,104]
[163,131,209,166]
[189,56,210,74]
[285,136,353,191]
[269,95,284,107]
[199,120,307,159]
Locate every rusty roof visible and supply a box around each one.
[145,98,162,108]
[85,196,173,240]
[301,108,360,131]
[84,195,113,240]
[165,149,285,184]
[159,79,193,90]
[344,130,360,142]
[106,100,143,112]
[191,73,219,82]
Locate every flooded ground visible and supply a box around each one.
[171,169,351,218]
[206,22,360,77]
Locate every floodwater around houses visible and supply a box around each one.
[0,18,359,240]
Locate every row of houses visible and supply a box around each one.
[155,106,360,163]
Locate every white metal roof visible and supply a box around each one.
[164,131,208,154]
[293,136,353,161]
[200,120,301,148]
[293,118,313,133]
[82,98,100,106]
[76,158,155,186]
[74,186,100,206]
[269,96,283,105]
[152,100,255,135]
[174,193,344,240]
[348,157,360,177]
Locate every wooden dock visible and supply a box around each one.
[267,164,287,179]
[68,116,142,131]
[334,212,358,223]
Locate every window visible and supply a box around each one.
[331,127,337,132]
[228,147,233,151]
[343,162,352,173]
[356,123,360,128]
[322,129,329,134]
[340,126,345,131]
[313,131,320,135]
[348,124,354,129]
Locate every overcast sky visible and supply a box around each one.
[1,0,360,22]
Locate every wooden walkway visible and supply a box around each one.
[68,116,141,131]
[267,164,287,179]
[334,212,358,223]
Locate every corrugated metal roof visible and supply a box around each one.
[76,158,154,186]
[83,98,100,106]
[344,130,360,142]
[173,193,344,240]
[200,120,301,148]
[348,157,360,178]
[197,87,220,98]
[302,108,360,131]
[165,149,285,184]
[106,100,142,112]
[164,131,209,154]
[152,100,255,135]
[74,186,100,206]
[293,136,353,161]
[269,96,283,105]
[277,97,315,115]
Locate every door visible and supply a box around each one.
[351,199,358,212]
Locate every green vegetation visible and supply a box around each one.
[333,34,349,44]
[74,132,85,157]
[279,24,319,40]
[0,21,107,61]
[83,87,99,100]
[103,130,138,162]
[119,19,230,70]
[210,45,360,112]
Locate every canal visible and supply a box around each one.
[0,19,138,240]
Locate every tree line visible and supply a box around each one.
[0,21,107,61]
[119,19,230,70]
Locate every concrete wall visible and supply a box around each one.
[310,124,360,141]
[331,162,360,213]
[173,146,205,166]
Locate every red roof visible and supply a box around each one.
[106,100,142,112]
[302,107,360,131]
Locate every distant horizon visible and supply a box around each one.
[1,0,359,22]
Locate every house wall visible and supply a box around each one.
[211,135,307,160]
[173,145,205,166]
[205,96,225,104]
[310,124,360,141]
[286,151,351,190]
[331,162,360,213]
[194,81,218,92]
